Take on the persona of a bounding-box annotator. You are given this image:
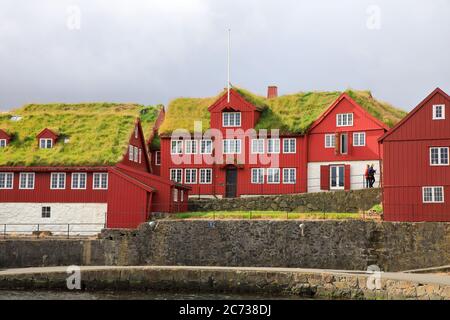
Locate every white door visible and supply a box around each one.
[330,165,345,189]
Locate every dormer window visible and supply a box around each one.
[336,113,353,127]
[222,112,241,127]
[39,138,53,149]
[432,104,445,120]
[0,139,7,148]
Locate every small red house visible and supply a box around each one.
[380,88,450,221]
[157,86,405,198]
[0,129,11,148]
[308,93,390,193]
[0,103,189,234]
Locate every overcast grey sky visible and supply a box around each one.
[0,0,449,111]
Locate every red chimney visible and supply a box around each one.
[267,86,278,99]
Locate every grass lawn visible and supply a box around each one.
[169,211,375,220]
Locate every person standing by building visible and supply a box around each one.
[369,164,376,188]
[364,164,370,188]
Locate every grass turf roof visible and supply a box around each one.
[159,88,407,135]
[0,103,161,166]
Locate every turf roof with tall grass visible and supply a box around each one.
[0,103,161,166]
[159,87,407,135]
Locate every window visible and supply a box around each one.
[283,138,296,153]
[185,140,198,154]
[0,139,6,148]
[155,151,161,165]
[41,206,51,218]
[180,190,184,202]
[430,147,449,166]
[267,168,280,184]
[222,112,241,127]
[267,139,280,154]
[50,173,66,189]
[39,138,53,149]
[170,169,183,183]
[185,169,197,184]
[199,168,212,184]
[128,145,133,160]
[340,133,348,154]
[93,173,108,190]
[71,173,87,189]
[433,104,445,120]
[251,139,264,154]
[0,172,13,189]
[330,165,345,189]
[325,134,336,148]
[171,140,183,154]
[283,168,296,184]
[423,186,444,203]
[133,146,138,162]
[200,140,212,154]
[336,113,353,127]
[251,168,264,184]
[353,132,366,147]
[223,139,241,154]
[173,188,178,202]
[19,173,35,189]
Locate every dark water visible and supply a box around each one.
[0,290,305,300]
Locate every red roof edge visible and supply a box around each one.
[379,87,449,142]
[109,166,155,193]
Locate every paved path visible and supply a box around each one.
[1,265,450,286]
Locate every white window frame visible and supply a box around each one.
[330,165,345,190]
[0,139,7,148]
[200,140,213,154]
[0,172,14,189]
[353,132,366,147]
[430,147,449,166]
[267,139,280,154]
[432,104,445,120]
[185,140,198,154]
[422,186,445,203]
[184,169,197,184]
[283,168,296,184]
[222,112,241,127]
[71,173,87,190]
[50,172,66,190]
[223,139,241,154]
[324,134,336,148]
[180,190,184,202]
[170,168,183,183]
[41,206,51,218]
[155,151,161,165]
[251,139,265,154]
[173,188,178,202]
[267,168,280,184]
[336,113,354,127]
[93,173,108,190]
[251,168,264,184]
[283,138,296,153]
[171,140,183,155]
[39,138,53,149]
[199,168,212,184]
[128,145,133,160]
[19,172,35,190]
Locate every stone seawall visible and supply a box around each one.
[1,220,449,272]
[1,266,449,300]
[188,189,381,212]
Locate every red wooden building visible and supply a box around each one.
[156,86,405,198]
[380,88,450,221]
[0,103,189,233]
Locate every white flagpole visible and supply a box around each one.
[227,28,231,103]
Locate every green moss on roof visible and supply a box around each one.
[0,103,161,166]
[159,88,406,135]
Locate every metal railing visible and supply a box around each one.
[1,223,105,239]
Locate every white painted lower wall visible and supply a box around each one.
[0,203,107,236]
[307,160,381,193]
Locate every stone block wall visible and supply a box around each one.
[188,189,381,213]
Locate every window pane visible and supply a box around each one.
[441,148,448,164]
